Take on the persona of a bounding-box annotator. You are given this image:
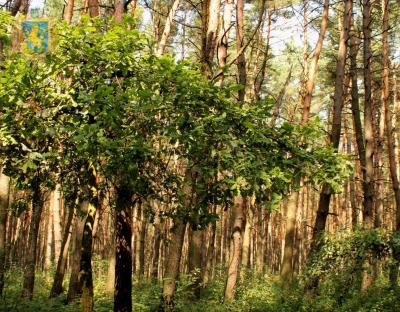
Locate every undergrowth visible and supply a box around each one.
[0,229,399,311]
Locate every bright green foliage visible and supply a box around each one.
[1,230,398,311]
[305,229,391,284]
[0,16,349,225]
[2,244,400,312]
[0,54,58,193]
[294,229,400,312]
[0,10,13,47]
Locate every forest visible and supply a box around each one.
[0,0,399,311]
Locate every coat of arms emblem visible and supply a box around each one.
[21,21,49,53]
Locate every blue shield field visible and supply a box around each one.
[21,21,49,53]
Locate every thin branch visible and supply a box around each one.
[212,0,267,81]
[142,0,200,29]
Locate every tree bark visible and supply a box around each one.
[138,208,147,282]
[151,211,161,280]
[106,211,115,295]
[374,89,385,228]
[131,0,137,15]
[44,201,53,272]
[88,0,99,17]
[281,187,299,281]
[270,66,292,127]
[67,212,85,302]
[156,0,181,56]
[80,202,96,312]
[311,0,352,244]
[224,196,245,301]
[50,204,74,298]
[362,0,374,227]
[301,0,329,123]
[380,0,400,287]
[52,185,62,264]
[162,220,186,308]
[114,187,133,312]
[114,0,123,23]
[21,177,44,299]
[241,205,252,270]
[188,227,203,298]
[236,0,246,102]
[253,7,272,100]
[202,211,216,287]
[0,170,9,296]
[349,24,365,229]
[216,0,234,82]
[200,0,221,76]
[64,0,74,23]
[392,66,400,230]
[255,206,266,274]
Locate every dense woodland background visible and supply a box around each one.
[0,0,400,311]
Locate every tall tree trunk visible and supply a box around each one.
[162,220,186,308]
[216,0,234,83]
[253,7,272,100]
[21,177,44,299]
[301,0,329,123]
[151,0,162,43]
[88,0,99,17]
[138,209,147,282]
[106,211,115,295]
[132,204,139,275]
[202,211,216,287]
[392,66,400,179]
[270,67,292,127]
[392,66,400,227]
[374,93,385,228]
[106,243,116,295]
[249,12,266,101]
[279,1,311,276]
[311,0,352,244]
[344,112,358,228]
[64,0,74,23]
[282,0,326,274]
[188,228,203,298]
[80,202,96,312]
[236,0,246,102]
[156,0,181,56]
[67,212,85,302]
[20,0,29,15]
[255,206,266,274]
[224,196,245,300]
[362,0,374,227]
[281,186,299,281]
[151,210,161,280]
[223,1,247,297]
[349,24,365,229]
[44,201,53,272]
[11,0,22,16]
[5,205,13,270]
[114,187,133,312]
[200,0,221,76]
[131,0,137,15]
[301,0,309,104]
[380,0,400,287]
[0,170,9,296]
[52,185,62,267]
[50,204,74,298]
[114,0,123,23]
[241,205,252,270]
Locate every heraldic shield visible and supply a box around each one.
[21,21,49,53]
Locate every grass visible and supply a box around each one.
[1,259,399,312]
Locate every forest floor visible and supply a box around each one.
[0,258,399,312]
